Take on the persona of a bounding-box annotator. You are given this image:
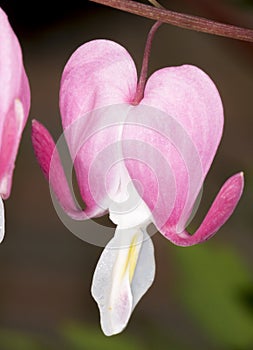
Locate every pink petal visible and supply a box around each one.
[31,119,103,219]
[143,65,223,175]
[0,100,26,198]
[162,172,244,246]
[123,65,224,231]
[59,40,138,212]
[0,8,30,198]
[60,39,137,129]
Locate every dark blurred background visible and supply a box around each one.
[0,0,252,349]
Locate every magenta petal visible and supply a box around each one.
[0,8,30,198]
[162,173,244,246]
[31,120,104,219]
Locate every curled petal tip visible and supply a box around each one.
[238,171,244,182]
[224,171,244,200]
[31,119,77,214]
[162,172,244,247]
[31,119,97,219]
[31,119,54,180]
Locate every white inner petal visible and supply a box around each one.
[108,165,152,229]
[0,196,5,243]
[0,176,8,198]
[103,104,152,230]
[91,226,155,336]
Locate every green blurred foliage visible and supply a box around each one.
[0,325,148,350]
[61,323,146,350]
[60,322,192,350]
[174,243,253,349]
[0,330,47,350]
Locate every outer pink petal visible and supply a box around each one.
[0,8,30,198]
[60,39,137,129]
[142,65,223,175]
[31,119,102,219]
[59,40,137,211]
[123,65,224,231]
[163,172,244,246]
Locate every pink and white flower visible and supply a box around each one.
[32,39,243,336]
[0,8,30,242]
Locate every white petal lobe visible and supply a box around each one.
[91,226,155,336]
[0,197,5,243]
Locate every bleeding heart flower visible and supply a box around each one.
[0,8,30,242]
[31,39,243,336]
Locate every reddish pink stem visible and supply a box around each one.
[132,21,162,105]
[90,0,253,42]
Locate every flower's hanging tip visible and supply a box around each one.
[0,197,5,244]
[166,171,245,247]
[238,171,244,181]
[91,227,155,336]
[236,171,244,187]
[31,119,57,183]
[31,121,39,148]
[31,118,43,132]
[31,119,46,144]
[223,171,244,201]
[31,118,37,126]
[31,119,44,143]
[231,170,244,180]
[92,259,133,336]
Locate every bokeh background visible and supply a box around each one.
[0,0,252,349]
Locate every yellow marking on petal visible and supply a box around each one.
[121,233,140,283]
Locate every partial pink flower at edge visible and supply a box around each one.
[0,7,31,241]
[31,39,244,336]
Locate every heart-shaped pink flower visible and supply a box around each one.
[32,39,243,335]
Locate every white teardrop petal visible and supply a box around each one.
[91,226,155,336]
[131,229,155,309]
